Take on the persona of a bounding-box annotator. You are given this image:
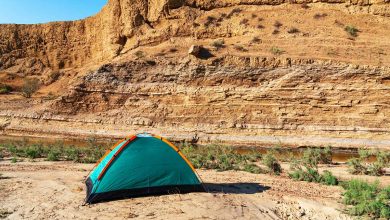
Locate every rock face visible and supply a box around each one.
[0,0,390,147]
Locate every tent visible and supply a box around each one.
[85,133,204,203]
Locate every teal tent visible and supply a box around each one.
[85,133,204,203]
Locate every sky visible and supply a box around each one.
[0,0,108,24]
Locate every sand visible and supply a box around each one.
[1,160,381,220]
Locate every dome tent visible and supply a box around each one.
[85,133,204,204]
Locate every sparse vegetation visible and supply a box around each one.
[287,27,300,34]
[270,46,284,55]
[134,50,145,58]
[313,13,328,19]
[347,149,389,176]
[0,140,111,164]
[211,39,225,49]
[272,29,279,35]
[240,18,249,26]
[344,25,359,37]
[257,24,265,29]
[302,147,333,169]
[273,21,283,28]
[0,84,12,94]
[289,147,338,186]
[180,143,264,174]
[342,179,390,218]
[226,8,242,19]
[251,37,261,43]
[21,78,40,98]
[205,16,216,27]
[48,71,61,83]
[262,152,282,175]
[234,45,248,52]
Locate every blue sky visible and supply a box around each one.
[0,0,108,24]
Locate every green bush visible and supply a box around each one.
[342,179,390,218]
[321,170,338,186]
[24,146,42,159]
[262,152,282,175]
[289,168,338,186]
[0,84,12,94]
[180,143,263,174]
[2,140,109,164]
[270,47,284,55]
[47,150,60,161]
[302,147,333,168]
[347,150,389,176]
[11,157,17,163]
[344,25,359,37]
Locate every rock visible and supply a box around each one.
[188,45,202,57]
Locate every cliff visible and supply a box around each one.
[0,0,389,148]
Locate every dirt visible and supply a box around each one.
[2,159,389,219]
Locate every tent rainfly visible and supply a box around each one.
[85,133,204,203]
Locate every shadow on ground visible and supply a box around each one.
[203,183,270,194]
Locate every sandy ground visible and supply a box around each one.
[1,160,388,220]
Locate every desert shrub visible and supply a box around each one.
[262,152,282,175]
[347,149,389,176]
[243,163,263,174]
[234,45,248,52]
[180,143,263,174]
[47,150,60,161]
[24,145,43,159]
[22,78,40,98]
[134,50,145,58]
[240,18,249,26]
[11,157,17,163]
[205,16,216,27]
[302,147,333,169]
[226,8,242,19]
[287,27,300,34]
[289,167,338,186]
[0,84,12,94]
[313,13,328,19]
[273,21,283,28]
[342,179,390,218]
[321,170,338,186]
[272,29,279,35]
[289,147,337,185]
[271,46,284,55]
[345,25,359,37]
[64,147,80,162]
[251,37,261,43]
[347,158,367,175]
[289,166,321,182]
[251,13,257,19]
[2,140,109,164]
[211,39,225,49]
[257,24,265,29]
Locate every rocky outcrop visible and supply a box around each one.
[0,0,390,147]
[0,0,389,75]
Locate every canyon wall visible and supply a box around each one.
[0,0,390,147]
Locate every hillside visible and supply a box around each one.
[0,0,390,148]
